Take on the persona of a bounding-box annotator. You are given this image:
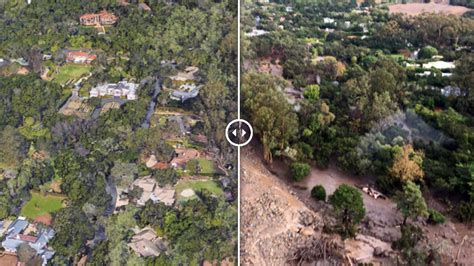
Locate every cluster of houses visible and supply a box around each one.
[89,80,139,100]
[79,11,118,26]
[1,217,55,266]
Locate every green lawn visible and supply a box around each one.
[196,158,216,175]
[21,191,66,219]
[176,180,223,200]
[53,64,91,85]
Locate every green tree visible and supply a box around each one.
[329,184,365,238]
[303,84,320,103]
[243,73,299,162]
[289,162,311,182]
[0,126,27,169]
[418,45,438,59]
[186,159,201,175]
[17,243,37,263]
[51,207,94,261]
[396,181,428,225]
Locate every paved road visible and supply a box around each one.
[141,77,162,128]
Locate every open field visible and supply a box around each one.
[53,64,91,85]
[389,3,472,16]
[20,191,66,220]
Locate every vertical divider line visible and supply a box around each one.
[237,0,241,264]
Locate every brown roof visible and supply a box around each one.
[170,148,200,167]
[80,13,98,20]
[0,253,18,266]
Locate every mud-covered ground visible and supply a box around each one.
[240,145,474,265]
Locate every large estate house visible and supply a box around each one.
[90,80,139,100]
[65,51,97,64]
[80,11,118,26]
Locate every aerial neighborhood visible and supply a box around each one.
[241,0,474,264]
[0,1,237,265]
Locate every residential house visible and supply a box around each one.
[80,11,118,26]
[245,28,269,37]
[138,3,151,11]
[131,176,175,206]
[1,217,55,266]
[323,17,335,24]
[170,147,200,168]
[128,227,166,257]
[170,84,201,102]
[65,51,97,64]
[89,80,139,100]
[422,61,455,70]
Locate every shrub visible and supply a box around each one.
[311,185,326,201]
[289,162,311,182]
[455,200,474,222]
[427,209,445,224]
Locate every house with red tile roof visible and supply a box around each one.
[80,11,118,26]
[65,51,97,64]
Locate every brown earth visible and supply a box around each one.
[241,144,474,265]
[241,146,341,265]
[34,213,53,226]
[389,3,472,16]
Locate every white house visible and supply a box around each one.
[422,61,455,70]
[323,17,335,24]
[90,81,138,100]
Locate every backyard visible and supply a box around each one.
[196,158,217,175]
[53,64,91,85]
[21,191,66,221]
[175,179,223,200]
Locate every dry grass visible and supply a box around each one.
[389,3,471,16]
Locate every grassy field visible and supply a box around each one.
[53,64,91,85]
[176,180,223,200]
[21,191,66,220]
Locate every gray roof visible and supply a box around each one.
[6,218,28,236]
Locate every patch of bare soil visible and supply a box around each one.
[241,147,345,265]
[242,145,474,264]
[389,3,472,16]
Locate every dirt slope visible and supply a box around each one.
[241,145,474,265]
[241,147,329,265]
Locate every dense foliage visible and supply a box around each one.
[0,0,237,263]
[243,2,474,224]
